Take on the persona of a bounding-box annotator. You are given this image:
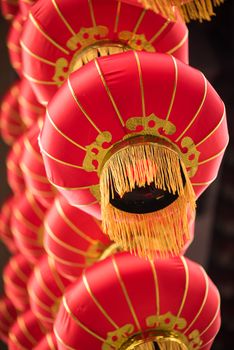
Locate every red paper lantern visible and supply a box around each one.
[0,196,18,253]
[8,309,47,350]
[28,255,71,330]
[6,133,25,193]
[21,122,56,209]
[44,195,114,282]
[21,0,188,105]
[11,191,47,263]
[3,253,33,312]
[40,51,228,258]
[33,332,57,350]
[1,0,19,20]
[0,297,18,343]
[0,81,26,145]
[19,79,45,128]
[54,253,221,350]
[7,13,24,76]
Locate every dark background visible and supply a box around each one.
[0,1,233,348]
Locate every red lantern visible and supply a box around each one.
[28,255,71,330]
[7,13,24,76]
[40,51,228,258]
[0,81,26,145]
[21,122,56,209]
[1,0,19,20]
[19,0,36,19]
[8,309,47,350]
[44,195,114,282]
[3,253,33,312]
[21,0,188,105]
[0,297,18,343]
[6,133,25,194]
[54,253,221,350]
[11,191,47,263]
[33,332,57,350]
[0,196,18,254]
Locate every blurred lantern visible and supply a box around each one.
[8,309,47,350]
[21,122,56,209]
[21,0,188,105]
[28,255,71,329]
[123,0,224,22]
[19,79,45,128]
[19,0,36,19]
[0,81,25,145]
[1,0,19,20]
[7,13,24,76]
[40,51,228,258]
[33,332,57,350]
[0,196,18,253]
[6,133,25,193]
[3,253,33,312]
[11,190,47,263]
[0,297,18,343]
[44,195,115,282]
[55,253,221,350]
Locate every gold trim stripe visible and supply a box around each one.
[47,177,98,191]
[24,138,44,164]
[44,243,87,268]
[150,20,170,44]
[18,317,37,345]
[21,40,56,67]
[149,260,160,316]
[177,256,189,318]
[114,0,121,33]
[28,288,53,313]
[132,9,146,34]
[23,72,57,85]
[14,209,40,233]
[47,333,57,350]
[51,0,76,36]
[198,142,228,165]
[34,268,57,301]
[165,55,178,121]
[9,332,28,350]
[88,0,96,27]
[48,256,66,293]
[167,30,189,55]
[21,163,50,184]
[54,327,77,350]
[25,191,45,221]
[134,51,146,119]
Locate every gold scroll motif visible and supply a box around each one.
[102,324,135,350]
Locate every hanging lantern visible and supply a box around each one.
[7,13,24,76]
[54,253,221,350]
[0,297,18,343]
[3,253,33,312]
[8,309,47,350]
[33,332,57,350]
[21,0,188,105]
[11,190,47,263]
[6,133,25,194]
[21,122,56,209]
[0,81,26,145]
[28,255,71,330]
[19,79,45,129]
[0,196,18,254]
[1,0,19,20]
[44,195,116,282]
[40,51,228,258]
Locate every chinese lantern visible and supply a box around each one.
[1,0,19,20]
[19,79,45,128]
[0,297,18,343]
[33,332,57,350]
[28,255,71,330]
[11,191,47,263]
[6,134,25,193]
[54,253,221,350]
[0,81,25,145]
[40,51,228,258]
[44,195,115,282]
[7,13,24,76]
[3,253,33,312]
[8,309,47,350]
[21,122,56,209]
[21,0,188,105]
[0,196,18,253]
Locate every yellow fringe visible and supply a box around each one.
[139,0,224,22]
[133,339,186,350]
[100,143,196,259]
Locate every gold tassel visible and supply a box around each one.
[100,143,196,259]
[157,338,187,350]
[139,0,224,22]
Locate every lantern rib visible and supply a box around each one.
[132,9,146,34]
[0,302,14,323]
[198,142,228,165]
[149,260,160,316]
[167,29,188,55]
[32,309,54,324]
[54,327,77,350]
[199,296,220,337]
[149,19,170,44]
[165,55,178,121]
[114,0,121,33]
[20,163,51,184]
[51,0,76,36]
[88,0,97,27]
[24,138,44,163]
[48,257,66,292]
[134,51,146,118]
[18,317,37,345]
[23,72,57,85]
[47,177,98,191]
[25,191,45,220]
[28,288,52,313]
[14,209,40,233]
[9,260,28,283]
[44,243,87,268]
[176,256,189,318]
[11,227,42,246]
[34,268,58,301]
[9,332,28,350]
[20,41,57,67]
[46,333,56,350]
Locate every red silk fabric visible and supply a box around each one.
[0,297,18,343]
[21,123,56,208]
[6,134,25,193]
[8,309,47,350]
[1,0,19,20]
[44,195,111,281]
[28,255,71,330]
[55,253,221,350]
[7,13,24,77]
[3,253,33,312]
[0,81,25,145]
[0,196,18,254]
[11,191,47,263]
[40,51,228,218]
[21,0,188,104]
[33,332,57,350]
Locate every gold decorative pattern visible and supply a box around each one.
[102,324,135,350]
[85,241,107,266]
[118,32,155,52]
